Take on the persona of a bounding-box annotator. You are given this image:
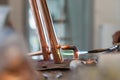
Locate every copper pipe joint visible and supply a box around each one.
[61,45,79,59]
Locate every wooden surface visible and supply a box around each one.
[35,53,120,80]
[36,60,98,80]
[36,60,71,71]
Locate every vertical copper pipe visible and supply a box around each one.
[38,0,63,63]
[29,0,50,60]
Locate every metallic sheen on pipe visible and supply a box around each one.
[29,0,50,60]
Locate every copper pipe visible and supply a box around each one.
[61,45,79,59]
[29,0,50,60]
[28,51,43,56]
[38,0,63,63]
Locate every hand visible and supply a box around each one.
[112,31,120,44]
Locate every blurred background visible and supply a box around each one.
[0,0,120,53]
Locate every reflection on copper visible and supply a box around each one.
[61,45,79,59]
[29,0,63,63]
[29,0,80,63]
[39,0,63,63]
[28,51,43,56]
[29,0,50,60]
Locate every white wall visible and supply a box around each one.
[99,24,120,48]
[93,0,120,48]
